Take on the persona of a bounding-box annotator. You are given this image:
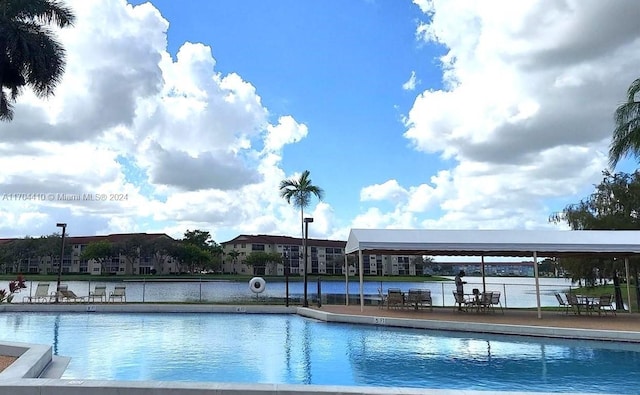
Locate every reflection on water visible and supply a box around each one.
[0,312,639,393]
[0,277,574,307]
[53,314,60,355]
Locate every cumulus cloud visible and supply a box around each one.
[0,0,320,241]
[360,180,408,203]
[355,0,640,233]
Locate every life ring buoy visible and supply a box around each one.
[249,277,266,294]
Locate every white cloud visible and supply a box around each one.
[402,71,418,91]
[353,0,640,234]
[0,0,326,242]
[360,180,408,203]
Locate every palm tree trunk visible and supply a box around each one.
[300,206,304,274]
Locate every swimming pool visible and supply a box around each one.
[1,312,639,393]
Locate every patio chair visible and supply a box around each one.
[452,291,470,312]
[406,289,422,309]
[594,294,616,316]
[89,285,107,303]
[555,293,571,314]
[489,291,503,314]
[479,292,493,312]
[417,289,433,311]
[565,293,584,315]
[386,288,404,309]
[22,282,50,303]
[109,285,126,303]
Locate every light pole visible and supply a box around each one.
[55,223,67,303]
[303,217,313,307]
[283,246,289,307]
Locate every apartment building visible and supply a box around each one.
[221,234,348,276]
[3,233,179,275]
[220,234,428,276]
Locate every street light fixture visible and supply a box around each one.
[303,217,313,307]
[283,246,289,307]
[55,223,67,303]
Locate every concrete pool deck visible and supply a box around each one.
[0,303,635,395]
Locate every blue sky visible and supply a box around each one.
[128,0,447,224]
[1,0,639,244]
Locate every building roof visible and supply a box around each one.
[221,234,345,248]
[345,229,640,257]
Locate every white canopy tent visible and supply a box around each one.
[344,229,640,318]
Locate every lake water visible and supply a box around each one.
[0,312,638,393]
[2,277,575,307]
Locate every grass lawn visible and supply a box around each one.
[568,283,639,312]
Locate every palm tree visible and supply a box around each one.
[609,78,640,168]
[279,170,324,239]
[0,0,75,121]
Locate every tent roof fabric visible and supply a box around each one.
[345,229,640,257]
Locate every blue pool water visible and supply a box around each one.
[1,312,639,393]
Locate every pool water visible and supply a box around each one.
[1,312,639,393]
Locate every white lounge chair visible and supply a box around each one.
[89,285,107,302]
[109,285,126,302]
[22,283,50,303]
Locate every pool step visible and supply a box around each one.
[38,355,70,379]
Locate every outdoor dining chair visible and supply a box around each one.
[555,293,571,314]
[452,291,471,312]
[594,294,616,316]
[489,291,503,314]
[386,288,404,309]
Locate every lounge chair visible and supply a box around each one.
[109,285,126,302]
[386,288,404,309]
[89,285,107,303]
[594,294,616,316]
[22,282,50,303]
[555,293,571,314]
[59,289,85,303]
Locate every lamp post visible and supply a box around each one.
[55,223,67,303]
[303,217,313,307]
[283,247,289,307]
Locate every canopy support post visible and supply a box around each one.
[344,254,349,306]
[533,251,542,319]
[359,250,364,312]
[625,257,632,313]
[481,255,486,294]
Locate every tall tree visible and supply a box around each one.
[114,236,144,275]
[244,251,282,276]
[609,78,640,168]
[183,229,212,250]
[227,249,240,274]
[551,170,640,309]
[279,170,324,239]
[80,241,114,274]
[146,236,177,274]
[0,0,75,121]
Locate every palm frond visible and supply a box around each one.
[609,80,640,168]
